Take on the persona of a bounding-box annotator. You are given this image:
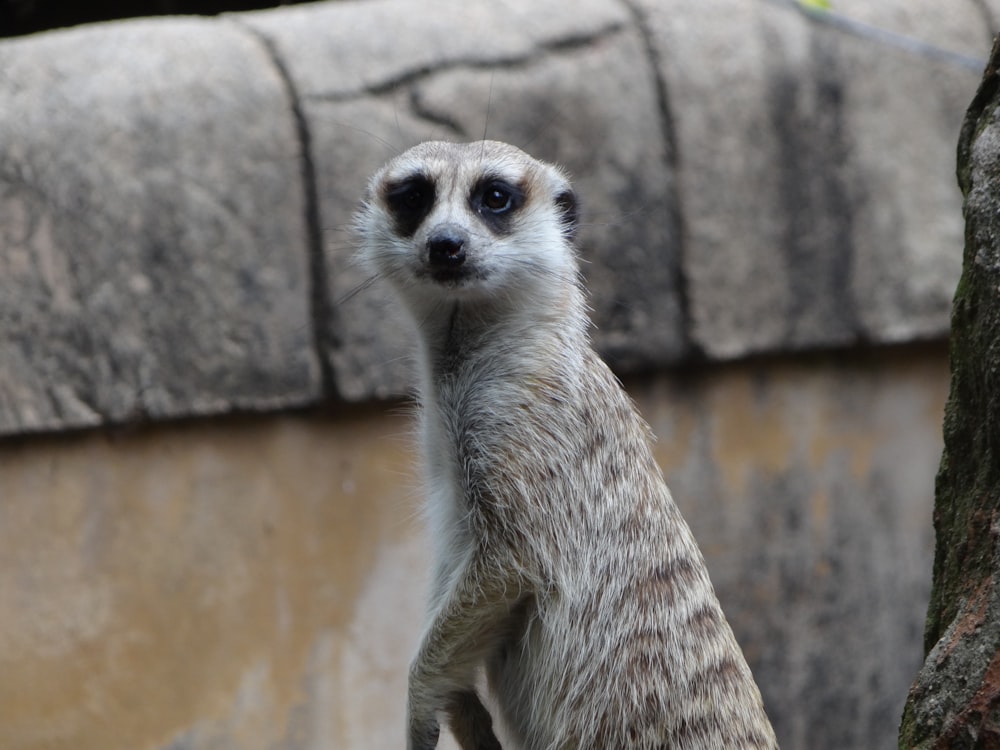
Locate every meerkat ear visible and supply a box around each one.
[555,188,579,243]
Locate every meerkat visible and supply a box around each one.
[356,140,778,750]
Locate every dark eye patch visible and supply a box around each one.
[384,174,435,238]
[470,176,525,235]
[555,188,579,242]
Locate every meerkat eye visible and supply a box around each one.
[471,177,525,234]
[482,183,513,212]
[387,176,434,212]
[473,178,524,219]
[385,175,435,237]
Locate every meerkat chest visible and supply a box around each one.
[425,369,527,484]
[418,395,481,592]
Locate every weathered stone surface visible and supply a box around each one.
[238,0,630,100]
[0,0,984,419]
[0,347,946,750]
[900,39,1000,750]
[307,96,444,401]
[639,0,981,358]
[0,18,320,435]
[245,0,685,398]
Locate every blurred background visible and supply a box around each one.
[0,1,992,748]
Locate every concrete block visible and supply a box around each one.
[239,0,631,100]
[0,0,983,421]
[638,0,979,358]
[0,18,321,435]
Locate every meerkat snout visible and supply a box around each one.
[426,225,469,278]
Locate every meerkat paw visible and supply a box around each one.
[446,690,503,750]
[407,713,440,750]
[407,686,441,750]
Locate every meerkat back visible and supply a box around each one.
[357,140,778,750]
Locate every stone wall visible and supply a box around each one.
[0,1,992,748]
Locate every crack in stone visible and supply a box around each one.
[408,87,468,138]
[304,22,629,104]
[617,0,699,361]
[229,18,337,402]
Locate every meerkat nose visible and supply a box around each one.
[427,225,468,269]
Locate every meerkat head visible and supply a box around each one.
[357,141,579,313]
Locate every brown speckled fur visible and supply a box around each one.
[357,141,778,750]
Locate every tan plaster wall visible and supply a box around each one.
[0,410,426,750]
[0,346,947,750]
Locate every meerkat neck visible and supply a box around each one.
[415,284,590,384]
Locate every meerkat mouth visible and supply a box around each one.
[425,266,489,288]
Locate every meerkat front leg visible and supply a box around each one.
[445,691,503,750]
[408,554,515,750]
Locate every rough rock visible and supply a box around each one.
[638,0,981,358]
[0,0,987,418]
[899,37,1000,749]
[0,18,320,435]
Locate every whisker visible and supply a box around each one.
[519,112,561,151]
[325,119,400,153]
[336,274,382,306]
[481,72,495,147]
